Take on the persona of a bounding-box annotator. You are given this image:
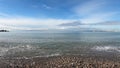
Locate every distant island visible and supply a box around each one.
[0,30,9,32]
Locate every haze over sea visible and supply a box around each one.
[0,30,120,59]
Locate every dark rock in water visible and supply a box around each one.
[0,30,9,32]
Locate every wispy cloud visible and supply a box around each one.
[74,0,106,15]
[0,12,77,30]
[80,12,118,24]
[58,21,83,26]
[43,4,52,9]
[73,0,119,24]
[93,21,120,25]
[0,24,52,30]
[0,17,76,30]
[0,18,75,26]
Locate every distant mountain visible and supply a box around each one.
[58,21,84,26]
[93,21,120,25]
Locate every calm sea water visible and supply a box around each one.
[0,30,120,58]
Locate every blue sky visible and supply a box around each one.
[0,0,120,30]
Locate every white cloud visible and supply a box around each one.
[0,17,76,30]
[0,24,31,30]
[0,25,51,30]
[0,18,75,26]
[0,12,77,30]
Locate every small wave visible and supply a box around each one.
[0,45,35,56]
[46,53,61,57]
[6,53,61,60]
[33,53,61,58]
[9,45,34,51]
[92,46,120,52]
[0,47,9,56]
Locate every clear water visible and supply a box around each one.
[0,30,120,58]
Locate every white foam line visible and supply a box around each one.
[0,45,35,56]
[92,46,120,52]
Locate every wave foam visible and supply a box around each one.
[0,45,35,56]
[92,46,120,52]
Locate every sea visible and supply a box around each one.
[0,30,120,59]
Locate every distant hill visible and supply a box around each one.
[0,30,9,32]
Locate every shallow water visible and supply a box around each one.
[0,30,120,58]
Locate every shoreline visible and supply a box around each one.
[0,55,120,68]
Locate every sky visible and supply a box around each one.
[0,0,120,30]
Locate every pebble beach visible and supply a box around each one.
[0,55,120,68]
